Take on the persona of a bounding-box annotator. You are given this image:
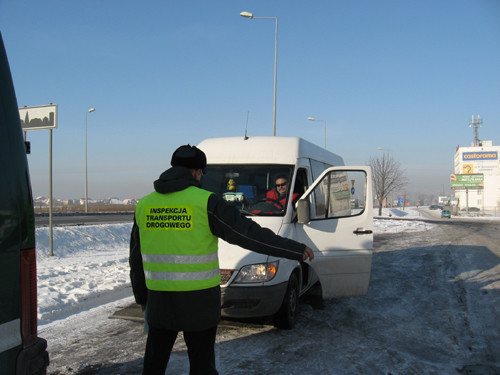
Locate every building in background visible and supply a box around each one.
[453,139,500,212]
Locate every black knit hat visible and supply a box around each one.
[170,144,207,173]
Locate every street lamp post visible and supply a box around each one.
[85,108,95,213]
[307,117,327,149]
[240,11,278,136]
[377,147,393,153]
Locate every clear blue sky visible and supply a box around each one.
[1,0,499,200]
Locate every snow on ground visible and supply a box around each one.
[34,206,497,330]
[373,207,436,233]
[36,223,133,326]
[35,206,500,374]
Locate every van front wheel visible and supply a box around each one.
[273,273,299,329]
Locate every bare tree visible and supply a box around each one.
[369,153,408,216]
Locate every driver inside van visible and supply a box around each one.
[266,175,300,209]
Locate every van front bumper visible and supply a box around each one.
[221,282,288,318]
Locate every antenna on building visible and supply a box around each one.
[469,115,483,146]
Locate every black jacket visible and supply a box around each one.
[129,166,307,331]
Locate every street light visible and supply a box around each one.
[308,117,327,149]
[240,11,278,136]
[377,147,393,152]
[85,107,95,213]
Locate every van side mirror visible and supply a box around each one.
[296,199,310,223]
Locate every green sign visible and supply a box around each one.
[450,174,484,188]
[334,190,351,200]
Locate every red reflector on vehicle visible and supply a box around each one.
[20,248,38,347]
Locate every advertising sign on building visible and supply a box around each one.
[450,174,484,189]
[457,148,499,175]
[462,164,474,174]
[19,104,58,131]
[462,151,498,161]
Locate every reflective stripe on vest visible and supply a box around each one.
[135,186,219,291]
[142,252,218,264]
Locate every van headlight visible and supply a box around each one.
[233,261,279,283]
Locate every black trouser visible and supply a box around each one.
[143,325,218,375]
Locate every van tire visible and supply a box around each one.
[273,272,299,329]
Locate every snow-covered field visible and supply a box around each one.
[36,223,133,326]
[34,207,500,374]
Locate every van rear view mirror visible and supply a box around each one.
[296,199,310,223]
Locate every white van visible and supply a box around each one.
[198,136,373,328]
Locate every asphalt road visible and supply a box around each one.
[44,217,500,375]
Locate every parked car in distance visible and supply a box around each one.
[460,207,480,212]
[441,209,451,218]
[0,32,49,374]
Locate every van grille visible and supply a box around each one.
[220,269,234,285]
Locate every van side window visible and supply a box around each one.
[309,160,333,218]
[293,168,308,199]
[310,170,368,219]
[310,160,330,182]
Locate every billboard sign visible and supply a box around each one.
[450,174,484,189]
[19,104,58,130]
[462,151,498,161]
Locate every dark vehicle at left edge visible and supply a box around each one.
[0,31,49,374]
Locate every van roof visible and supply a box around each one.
[198,136,344,165]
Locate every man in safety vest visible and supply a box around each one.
[130,144,314,375]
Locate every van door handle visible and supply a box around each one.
[353,228,373,235]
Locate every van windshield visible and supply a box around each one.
[201,164,295,216]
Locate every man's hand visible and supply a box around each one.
[302,246,314,261]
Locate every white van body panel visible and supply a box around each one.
[294,166,373,298]
[198,136,373,321]
[216,218,281,272]
[199,136,344,166]
[216,214,301,287]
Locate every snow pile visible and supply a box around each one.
[35,207,429,327]
[36,223,133,325]
[373,207,437,232]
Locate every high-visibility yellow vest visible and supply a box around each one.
[135,186,219,291]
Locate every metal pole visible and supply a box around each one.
[272,17,278,136]
[240,13,278,136]
[85,112,88,213]
[308,117,327,149]
[482,188,484,213]
[466,187,469,213]
[49,129,53,256]
[84,108,95,213]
